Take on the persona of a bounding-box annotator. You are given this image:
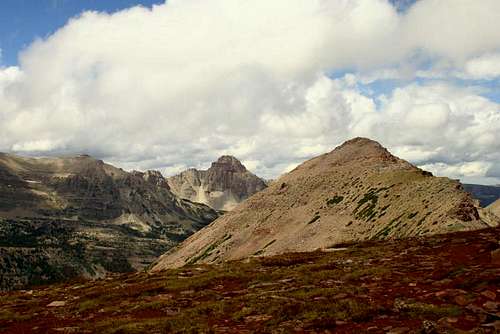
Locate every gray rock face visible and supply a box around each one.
[167,156,267,211]
[0,153,219,290]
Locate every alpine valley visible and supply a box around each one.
[0,153,219,290]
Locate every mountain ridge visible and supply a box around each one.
[0,153,218,290]
[153,137,495,270]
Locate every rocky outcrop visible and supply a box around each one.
[153,138,496,270]
[0,153,218,290]
[167,156,267,211]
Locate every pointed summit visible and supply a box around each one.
[336,137,389,154]
[210,155,246,173]
[289,137,411,177]
[326,137,403,165]
[215,155,243,164]
[340,137,381,146]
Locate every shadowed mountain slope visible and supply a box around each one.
[153,138,496,270]
[0,153,218,290]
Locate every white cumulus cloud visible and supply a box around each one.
[0,0,499,184]
[463,53,500,80]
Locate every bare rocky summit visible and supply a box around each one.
[167,155,267,211]
[0,153,218,290]
[153,138,497,270]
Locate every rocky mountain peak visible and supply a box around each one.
[337,137,387,151]
[340,136,380,146]
[167,156,267,211]
[330,137,400,163]
[210,155,247,172]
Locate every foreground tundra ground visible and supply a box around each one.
[1,227,499,334]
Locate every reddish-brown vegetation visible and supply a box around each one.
[1,227,499,333]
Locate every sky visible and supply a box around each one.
[0,0,163,66]
[0,0,499,185]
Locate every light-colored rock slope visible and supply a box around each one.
[153,138,495,270]
[488,199,500,217]
[167,156,267,211]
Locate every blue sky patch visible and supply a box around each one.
[0,0,163,66]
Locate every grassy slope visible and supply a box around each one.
[0,227,499,334]
[154,139,489,270]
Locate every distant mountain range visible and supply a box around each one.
[0,153,218,290]
[463,184,500,207]
[153,138,498,270]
